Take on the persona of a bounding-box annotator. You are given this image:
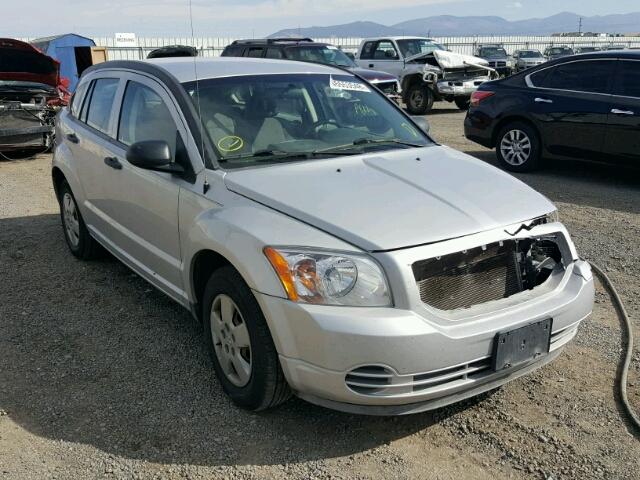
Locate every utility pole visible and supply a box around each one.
[578,16,583,36]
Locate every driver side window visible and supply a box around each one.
[118,81,178,158]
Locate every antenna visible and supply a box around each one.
[188,0,210,188]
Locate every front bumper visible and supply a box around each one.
[436,77,490,97]
[255,241,594,414]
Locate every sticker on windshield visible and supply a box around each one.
[217,135,244,152]
[330,76,370,93]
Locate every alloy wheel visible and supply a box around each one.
[210,294,252,387]
[62,193,80,247]
[409,90,424,109]
[499,129,532,166]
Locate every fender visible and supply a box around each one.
[178,179,359,304]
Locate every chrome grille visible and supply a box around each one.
[345,359,492,397]
[413,241,521,311]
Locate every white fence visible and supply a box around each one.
[23,35,640,60]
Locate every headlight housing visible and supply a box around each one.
[264,247,392,307]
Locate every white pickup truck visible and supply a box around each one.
[355,37,497,114]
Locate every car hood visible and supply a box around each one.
[0,38,60,87]
[406,50,490,69]
[349,67,397,83]
[223,146,555,252]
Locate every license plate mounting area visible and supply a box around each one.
[492,318,552,371]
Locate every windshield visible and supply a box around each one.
[479,47,508,58]
[519,50,542,58]
[284,46,356,68]
[183,74,431,169]
[396,39,446,58]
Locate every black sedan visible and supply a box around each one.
[464,51,640,171]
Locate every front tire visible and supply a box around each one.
[58,181,101,259]
[405,84,434,115]
[495,121,542,172]
[202,266,291,411]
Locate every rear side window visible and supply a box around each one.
[118,81,178,158]
[614,61,640,98]
[540,60,611,94]
[266,48,284,59]
[85,78,119,133]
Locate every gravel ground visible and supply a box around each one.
[1,104,639,479]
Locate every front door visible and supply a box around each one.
[604,59,640,164]
[101,75,193,301]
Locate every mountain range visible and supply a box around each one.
[269,12,640,38]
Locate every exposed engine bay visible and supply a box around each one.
[0,82,58,152]
[0,38,66,153]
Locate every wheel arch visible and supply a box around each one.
[491,115,542,150]
[51,166,67,201]
[190,249,235,323]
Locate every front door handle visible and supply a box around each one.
[534,97,553,104]
[66,133,79,144]
[368,63,375,68]
[611,108,634,115]
[104,156,122,170]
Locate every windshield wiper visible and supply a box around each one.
[313,138,425,155]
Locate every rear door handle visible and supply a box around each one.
[611,108,634,115]
[104,157,122,170]
[534,97,553,104]
[66,133,79,144]
[368,63,375,68]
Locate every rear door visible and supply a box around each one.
[604,59,640,164]
[68,75,122,234]
[527,58,614,160]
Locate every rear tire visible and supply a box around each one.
[58,181,101,260]
[405,84,434,115]
[202,266,291,411]
[454,97,471,110]
[495,121,542,172]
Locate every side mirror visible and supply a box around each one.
[126,140,184,174]
[411,116,430,134]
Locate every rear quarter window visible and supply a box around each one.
[70,81,89,117]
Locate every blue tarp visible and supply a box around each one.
[31,34,96,92]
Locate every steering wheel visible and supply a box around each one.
[307,119,339,137]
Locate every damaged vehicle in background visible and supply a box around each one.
[0,38,68,153]
[356,37,496,114]
[221,38,402,104]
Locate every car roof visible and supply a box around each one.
[362,36,436,42]
[567,50,640,59]
[143,56,347,82]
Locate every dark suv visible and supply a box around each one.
[464,51,640,171]
[221,38,401,101]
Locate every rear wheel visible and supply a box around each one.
[202,266,291,411]
[454,97,471,110]
[58,181,101,259]
[405,84,434,115]
[495,121,542,172]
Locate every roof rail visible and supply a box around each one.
[230,37,314,45]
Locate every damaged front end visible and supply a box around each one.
[0,82,58,151]
[0,38,64,152]
[410,50,497,99]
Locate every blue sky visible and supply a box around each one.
[5,0,640,38]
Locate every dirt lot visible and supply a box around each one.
[1,104,639,480]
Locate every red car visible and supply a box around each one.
[0,38,69,152]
